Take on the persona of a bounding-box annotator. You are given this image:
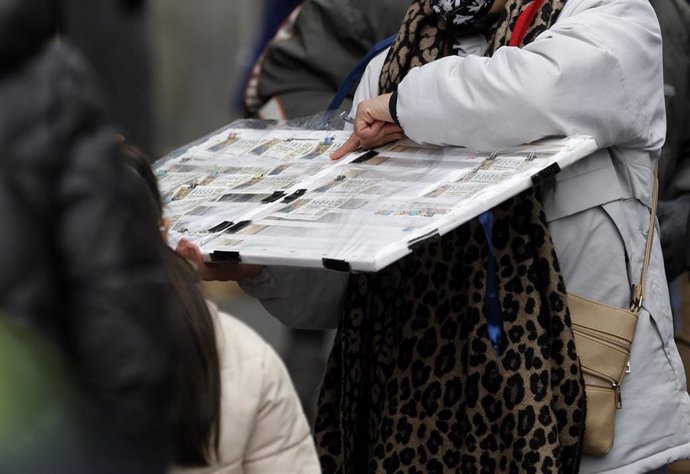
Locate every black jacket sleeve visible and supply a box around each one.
[55,42,178,439]
[0,39,179,472]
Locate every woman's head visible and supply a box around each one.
[122,143,221,467]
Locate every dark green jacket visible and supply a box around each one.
[244,0,409,119]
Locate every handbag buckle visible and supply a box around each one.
[630,284,643,314]
[613,382,622,409]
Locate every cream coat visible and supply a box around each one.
[173,305,320,474]
[241,0,690,471]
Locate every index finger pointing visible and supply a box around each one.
[330,134,360,160]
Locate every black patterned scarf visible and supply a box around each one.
[380,0,566,92]
[315,1,585,473]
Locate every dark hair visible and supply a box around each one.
[122,143,221,466]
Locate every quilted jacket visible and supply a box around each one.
[0,1,178,471]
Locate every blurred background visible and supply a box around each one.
[63,0,264,154]
[150,0,262,155]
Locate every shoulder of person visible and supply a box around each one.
[207,302,273,367]
[207,302,294,397]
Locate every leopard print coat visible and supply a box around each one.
[315,194,585,473]
[315,0,585,472]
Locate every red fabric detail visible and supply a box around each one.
[509,0,547,47]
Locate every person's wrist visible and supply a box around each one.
[389,91,401,127]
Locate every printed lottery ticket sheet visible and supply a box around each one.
[155,121,597,272]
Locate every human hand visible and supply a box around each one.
[331,93,404,160]
[176,238,264,281]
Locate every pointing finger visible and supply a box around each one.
[330,134,361,160]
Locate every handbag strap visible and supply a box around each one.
[327,34,398,112]
[630,165,659,314]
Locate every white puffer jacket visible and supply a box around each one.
[173,304,320,474]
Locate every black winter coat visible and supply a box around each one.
[0,1,177,471]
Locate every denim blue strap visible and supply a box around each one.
[478,211,504,353]
[327,34,398,112]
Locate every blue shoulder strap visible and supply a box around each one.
[327,33,398,112]
[479,211,504,353]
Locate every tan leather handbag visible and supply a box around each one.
[567,169,659,456]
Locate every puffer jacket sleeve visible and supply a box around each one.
[394,0,664,152]
[53,42,178,441]
[242,334,321,474]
